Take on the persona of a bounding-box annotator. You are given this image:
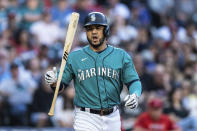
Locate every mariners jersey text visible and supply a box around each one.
[77,67,119,82]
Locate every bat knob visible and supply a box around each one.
[48,112,54,116]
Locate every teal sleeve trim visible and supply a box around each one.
[128,80,142,97]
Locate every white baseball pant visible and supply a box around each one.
[73,107,121,131]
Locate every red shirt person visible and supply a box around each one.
[133,98,181,131]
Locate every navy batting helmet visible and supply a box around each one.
[84,12,109,37]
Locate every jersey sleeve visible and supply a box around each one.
[58,55,74,85]
[122,52,142,96]
[122,52,139,83]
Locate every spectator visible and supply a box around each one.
[129,1,151,27]
[7,0,21,29]
[50,0,73,28]
[164,88,189,122]
[30,76,53,127]
[175,0,196,16]
[14,29,34,56]
[73,0,92,25]
[143,64,169,96]
[107,0,130,21]
[0,0,8,34]
[30,10,61,46]
[37,44,50,70]
[0,48,11,83]
[28,57,42,83]
[19,0,42,30]
[54,85,75,127]
[114,16,138,42]
[148,0,174,16]
[136,27,151,52]
[133,98,181,131]
[0,62,37,126]
[179,82,197,131]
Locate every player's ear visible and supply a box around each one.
[103,26,109,39]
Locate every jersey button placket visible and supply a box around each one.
[96,56,108,108]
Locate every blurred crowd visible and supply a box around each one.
[0,0,197,130]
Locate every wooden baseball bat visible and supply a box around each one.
[48,12,79,116]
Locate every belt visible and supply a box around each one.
[80,106,117,116]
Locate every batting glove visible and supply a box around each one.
[45,67,57,85]
[124,93,139,110]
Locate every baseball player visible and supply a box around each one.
[45,12,142,131]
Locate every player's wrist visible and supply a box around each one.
[50,82,57,92]
[50,82,57,88]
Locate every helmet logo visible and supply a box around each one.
[90,14,96,21]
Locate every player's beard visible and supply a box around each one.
[87,36,105,49]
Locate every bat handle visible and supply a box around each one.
[48,98,56,116]
[48,80,61,116]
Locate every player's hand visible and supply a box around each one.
[45,67,57,85]
[124,93,139,109]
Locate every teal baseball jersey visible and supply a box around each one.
[61,45,141,109]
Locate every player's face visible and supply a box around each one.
[85,25,105,48]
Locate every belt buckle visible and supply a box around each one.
[100,109,105,116]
